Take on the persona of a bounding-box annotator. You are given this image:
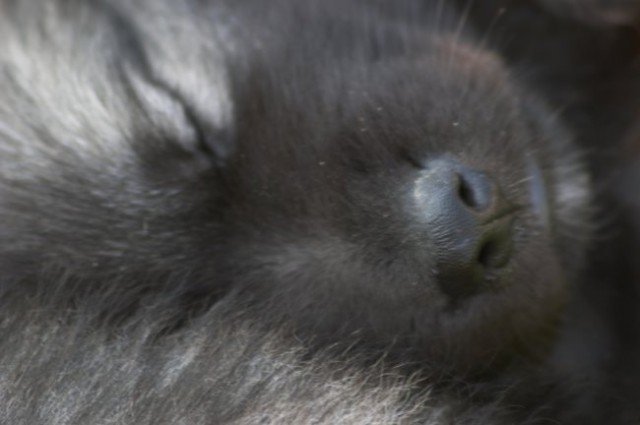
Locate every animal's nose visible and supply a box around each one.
[415,158,515,300]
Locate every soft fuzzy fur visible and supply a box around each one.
[0,0,638,423]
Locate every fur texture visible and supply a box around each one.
[0,289,522,425]
[0,0,638,423]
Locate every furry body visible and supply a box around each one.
[0,0,638,423]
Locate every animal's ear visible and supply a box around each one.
[102,0,237,166]
[122,64,235,168]
[536,0,640,26]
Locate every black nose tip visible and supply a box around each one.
[415,158,514,300]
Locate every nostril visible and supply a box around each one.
[456,173,476,209]
[415,158,515,300]
[455,170,493,212]
[476,225,513,270]
[478,240,499,268]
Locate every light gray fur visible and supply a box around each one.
[0,0,591,423]
[0,294,516,425]
[0,0,230,284]
[0,1,496,423]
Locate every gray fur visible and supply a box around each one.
[0,1,516,422]
[0,294,515,425]
[0,0,627,423]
